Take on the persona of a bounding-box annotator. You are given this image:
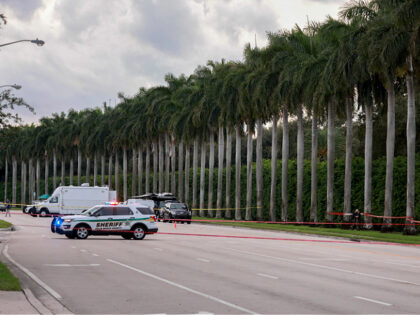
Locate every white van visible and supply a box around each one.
[29,185,117,217]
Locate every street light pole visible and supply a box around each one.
[0,84,22,90]
[0,38,45,47]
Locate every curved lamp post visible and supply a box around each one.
[0,84,22,90]
[0,38,45,48]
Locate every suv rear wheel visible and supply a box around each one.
[132,225,146,240]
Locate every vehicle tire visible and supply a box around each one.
[187,219,191,224]
[131,225,146,240]
[65,233,75,239]
[39,208,49,218]
[121,233,132,240]
[74,224,89,239]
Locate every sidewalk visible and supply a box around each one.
[0,290,39,314]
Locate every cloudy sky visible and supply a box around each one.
[1,0,347,124]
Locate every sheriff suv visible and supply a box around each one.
[50,203,158,240]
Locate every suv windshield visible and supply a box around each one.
[170,204,187,209]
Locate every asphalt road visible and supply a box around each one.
[2,210,420,314]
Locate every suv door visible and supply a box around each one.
[92,207,115,231]
[113,207,134,231]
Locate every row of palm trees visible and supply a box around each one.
[1,0,418,232]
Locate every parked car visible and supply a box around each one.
[131,193,179,217]
[161,202,192,224]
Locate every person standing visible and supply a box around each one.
[5,199,11,217]
[352,209,360,230]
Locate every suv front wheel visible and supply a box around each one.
[131,225,146,240]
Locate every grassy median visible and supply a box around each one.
[0,219,12,229]
[192,217,420,245]
[0,261,21,291]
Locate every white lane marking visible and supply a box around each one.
[256,273,278,280]
[92,253,99,257]
[44,264,100,267]
[300,258,348,261]
[198,312,213,314]
[354,296,392,306]
[3,245,62,300]
[107,259,257,314]
[80,249,87,253]
[71,246,76,249]
[228,248,420,286]
[154,248,163,251]
[196,258,210,263]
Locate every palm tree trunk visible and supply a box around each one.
[101,155,105,186]
[123,146,127,200]
[270,115,278,222]
[4,157,8,201]
[165,134,170,192]
[12,155,17,205]
[256,119,263,220]
[145,144,150,193]
[296,104,304,223]
[343,97,353,224]
[86,157,90,185]
[132,148,137,197]
[44,155,49,194]
[21,161,26,206]
[281,106,289,222]
[77,149,82,186]
[310,113,318,223]
[216,127,224,219]
[245,128,253,221]
[138,146,143,195]
[184,144,190,205]
[208,131,215,217]
[108,154,113,189]
[404,54,416,235]
[326,100,335,223]
[28,159,33,204]
[158,136,163,193]
[61,159,65,186]
[225,128,232,219]
[53,149,57,189]
[115,151,119,199]
[153,141,158,193]
[69,158,74,185]
[235,126,242,221]
[171,139,176,195]
[178,140,184,202]
[364,102,373,229]
[36,159,40,199]
[192,136,199,213]
[199,140,206,217]
[93,153,98,186]
[383,79,395,231]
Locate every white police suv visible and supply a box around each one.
[51,202,158,240]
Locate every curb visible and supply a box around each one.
[23,287,52,315]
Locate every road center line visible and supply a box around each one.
[256,273,278,280]
[228,248,420,286]
[107,259,257,314]
[354,296,392,306]
[3,245,62,300]
[196,258,210,263]
[154,248,163,251]
[43,264,100,267]
[92,253,99,257]
[80,249,87,253]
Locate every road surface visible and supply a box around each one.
[1,210,420,314]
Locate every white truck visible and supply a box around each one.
[26,185,117,217]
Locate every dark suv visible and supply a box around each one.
[161,202,192,224]
[132,193,179,218]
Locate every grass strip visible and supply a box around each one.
[0,261,21,291]
[192,217,420,245]
[0,219,12,229]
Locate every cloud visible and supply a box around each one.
[0,0,346,124]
